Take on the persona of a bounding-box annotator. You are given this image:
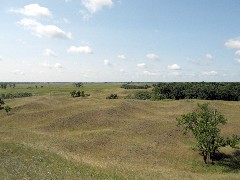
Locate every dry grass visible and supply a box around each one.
[0,83,240,179]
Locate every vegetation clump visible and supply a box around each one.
[0,98,5,110]
[121,83,151,89]
[126,91,152,100]
[70,90,89,98]
[0,92,32,99]
[152,82,240,101]
[0,98,11,115]
[73,82,83,88]
[106,94,118,99]
[177,103,240,164]
[4,105,11,115]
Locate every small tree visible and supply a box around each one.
[177,103,239,164]
[4,106,11,115]
[73,82,83,88]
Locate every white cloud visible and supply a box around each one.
[225,37,240,49]
[18,18,72,39]
[235,50,240,55]
[117,54,126,60]
[40,62,52,69]
[202,70,218,76]
[55,63,63,69]
[206,53,213,60]
[143,70,157,76]
[146,53,159,60]
[11,4,52,18]
[236,59,240,63]
[0,56,2,61]
[168,64,181,70]
[67,45,93,54]
[43,49,57,57]
[81,0,113,14]
[137,63,147,68]
[104,59,112,66]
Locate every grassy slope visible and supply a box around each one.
[0,83,240,179]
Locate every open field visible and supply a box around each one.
[0,83,240,179]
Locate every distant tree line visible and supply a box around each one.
[152,82,240,101]
[0,92,32,99]
[123,82,240,101]
[0,83,15,89]
[121,84,151,89]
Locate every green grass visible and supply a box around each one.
[0,83,240,179]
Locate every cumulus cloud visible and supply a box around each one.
[81,0,113,13]
[236,59,240,63]
[11,4,52,18]
[235,50,240,55]
[137,63,147,68]
[40,62,64,71]
[18,18,72,39]
[143,70,157,76]
[55,63,63,69]
[67,45,93,54]
[225,37,240,49]
[202,70,218,76]
[168,64,181,70]
[117,54,126,60]
[206,53,213,60]
[104,59,112,66]
[43,49,57,57]
[146,53,159,60]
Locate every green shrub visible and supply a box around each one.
[106,94,118,99]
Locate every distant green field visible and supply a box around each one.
[0,83,239,179]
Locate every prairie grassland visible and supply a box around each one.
[0,83,240,179]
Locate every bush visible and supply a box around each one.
[0,92,32,99]
[106,94,118,99]
[133,91,152,100]
[121,84,151,89]
[70,90,89,98]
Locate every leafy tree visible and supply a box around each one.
[177,103,239,164]
[4,106,11,115]
[70,90,76,98]
[73,82,83,88]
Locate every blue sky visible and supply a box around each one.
[0,0,240,82]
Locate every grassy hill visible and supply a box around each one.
[0,83,239,179]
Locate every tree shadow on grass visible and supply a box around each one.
[214,150,240,172]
